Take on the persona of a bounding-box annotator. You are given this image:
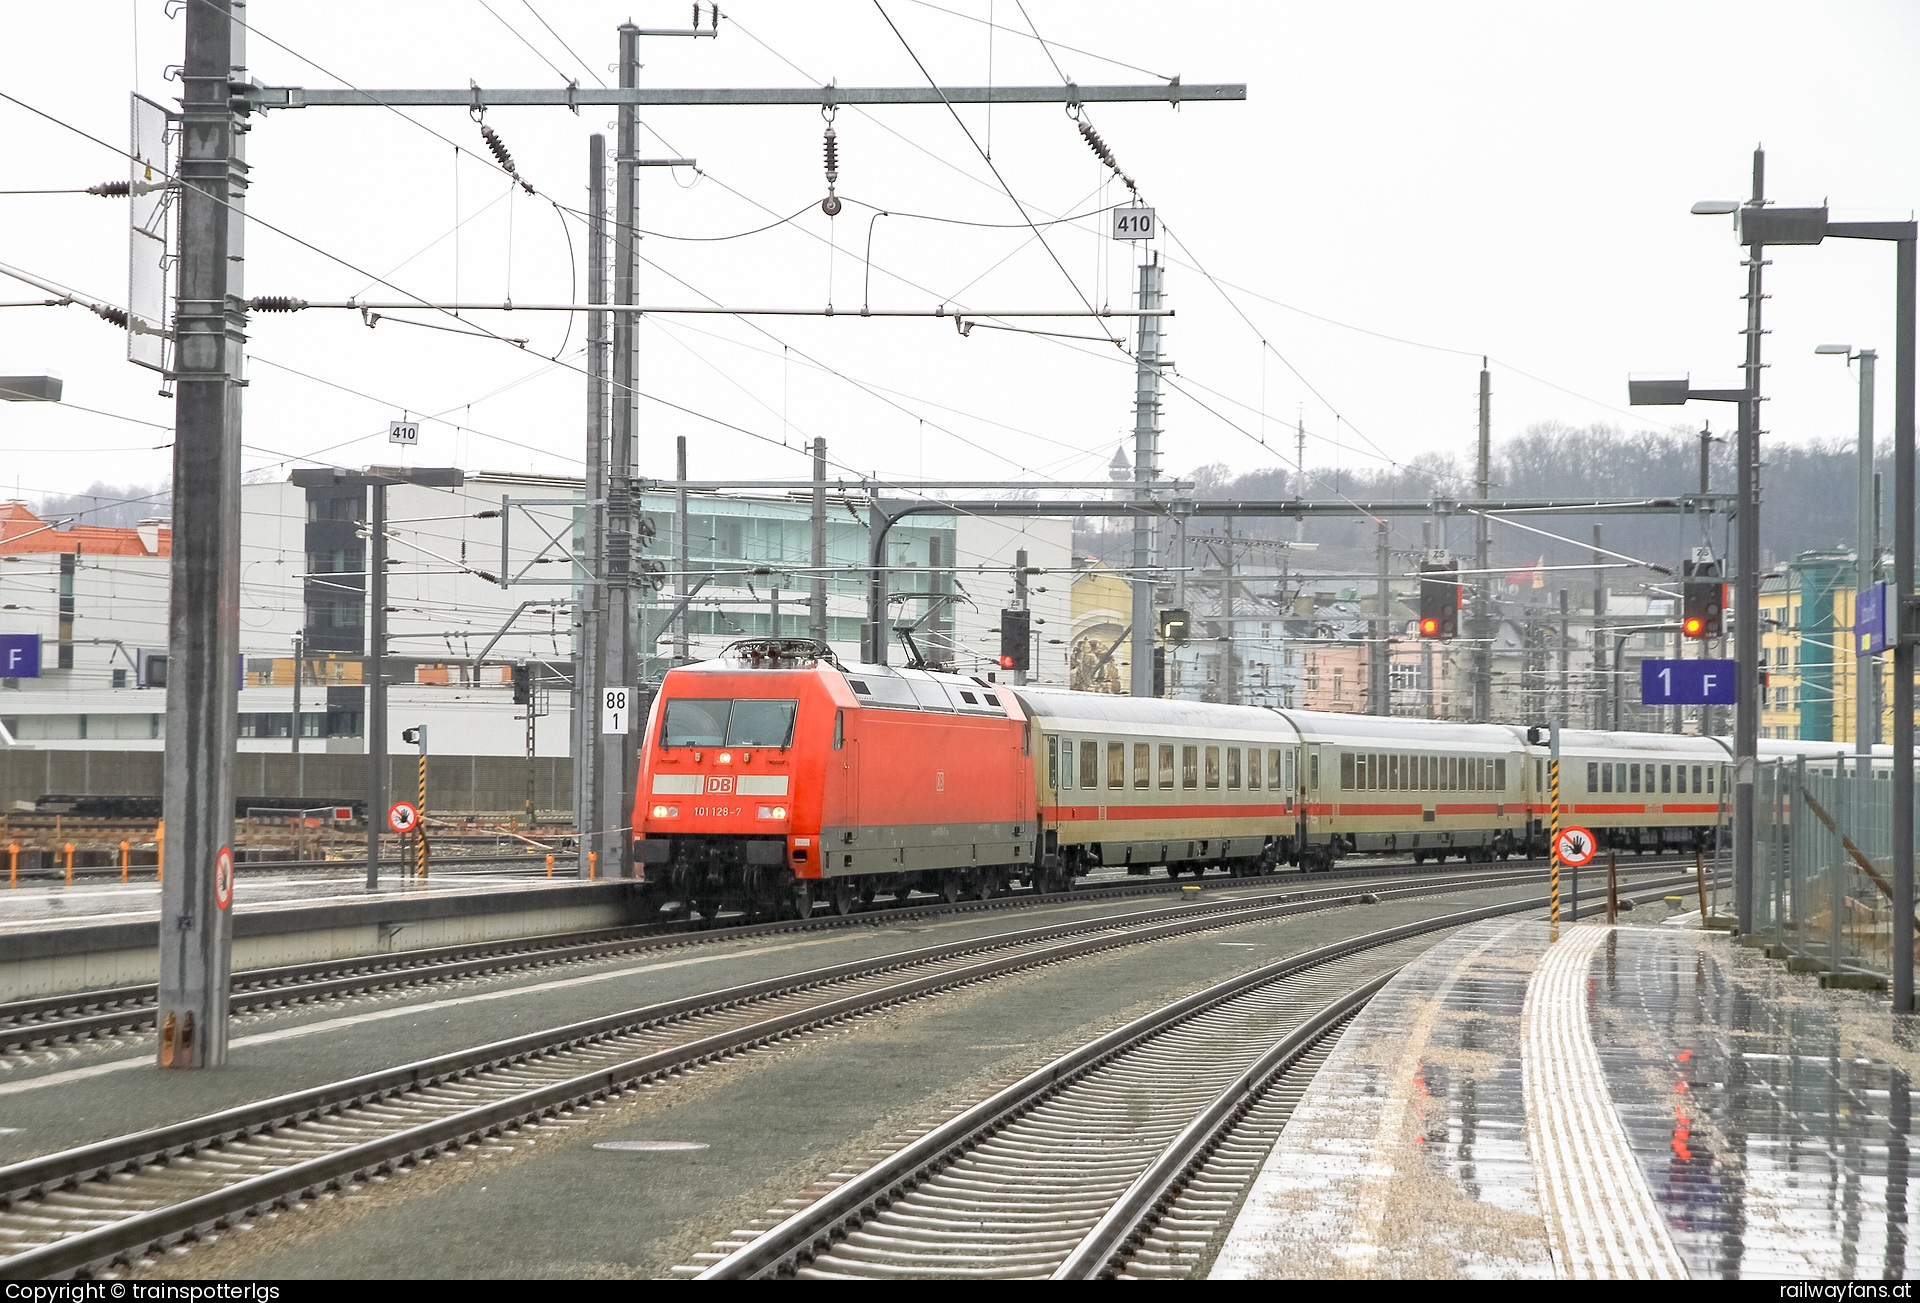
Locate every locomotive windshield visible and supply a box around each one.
[661,698,798,748]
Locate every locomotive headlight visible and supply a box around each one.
[772,805,787,820]
[652,804,679,818]
[758,804,789,820]
[717,751,733,765]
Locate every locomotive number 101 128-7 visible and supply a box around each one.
[694,806,743,819]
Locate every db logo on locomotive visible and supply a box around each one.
[706,775,734,794]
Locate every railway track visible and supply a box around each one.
[0,856,1693,1056]
[693,871,1711,1280]
[0,864,1646,1279]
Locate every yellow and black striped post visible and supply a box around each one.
[1548,754,1561,925]
[414,748,429,879]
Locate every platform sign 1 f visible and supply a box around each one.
[1640,658,1736,706]
[602,687,634,735]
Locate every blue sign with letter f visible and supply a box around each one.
[0,633,41,678]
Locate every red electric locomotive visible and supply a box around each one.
[633,639,1035,917]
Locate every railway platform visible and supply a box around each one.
[0,873,653,1002]
[1212,914,1919,1280]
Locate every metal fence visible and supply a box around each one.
[1753,756,1918,988]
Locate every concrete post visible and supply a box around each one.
[810,437,827,644]
[1474,361,1492,721]
[1129,259,1164,698]
[158,0,246,1070]
[1372,520,1390,715]
[675,435,691,661]
[365,482,388,891]
[1856,349,1878,753]
[577,132,607,879]
[600,23,641,878]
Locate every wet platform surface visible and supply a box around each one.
[1212,916,1920,1280]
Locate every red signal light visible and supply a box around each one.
[998,654,1015,669]
[1419,617,1440,638]
[1682,616,1705,639]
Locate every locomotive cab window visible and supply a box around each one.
[661,698,729,748]
[727,700,798,748]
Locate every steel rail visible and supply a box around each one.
[1050,976,1390,1279]
[1,856,1683,1053]
[0,869,1590,1278]
[696,871,1712,1279]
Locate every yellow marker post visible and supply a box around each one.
[1548,723,1562,928]
[7,842,16,889]
[64,842,74,886]
[589,851,598,880]
[546,853,555,878]
[157,819,164,883]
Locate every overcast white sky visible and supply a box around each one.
[2,1,1916,512]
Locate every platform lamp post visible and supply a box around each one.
[1676,178,1916,1009]
[1814,343,1879,756]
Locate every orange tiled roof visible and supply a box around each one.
[0,501,170,557]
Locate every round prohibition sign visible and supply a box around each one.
[387,801,420,835]
[1554,826,1598,868]
[213,846,234,910]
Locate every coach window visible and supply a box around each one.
[1661,764,1672,794]
[1628,764,1640,794]
[1227,747,1242,789]
[1587,761,1598,792]
[1159,744,1175,789]
[1341,752,1355,790]
[1182,745,1199,789]
[1712,765,1720,793]
[1107,742,1126,790]
[1248,749,1262,790]
[1134,743,1150,789]
[1081,740,1099,790]
[1691,764,1702,793]
[1647,764,1658,792]
[1495,759,1507,789]
[1205,746,1221,789]
[1309,752,1320,790]
[1283,750,1295,794]
[1602,764,1613,793]
[1048,737,1059,788]
[1057,740,1071,790]
[1386,755,1399,790]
